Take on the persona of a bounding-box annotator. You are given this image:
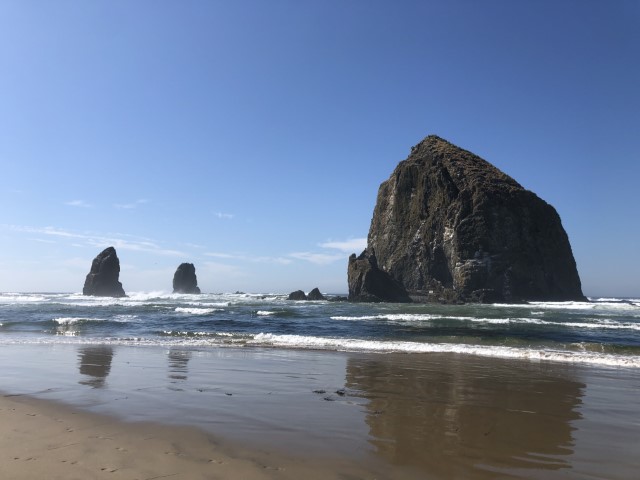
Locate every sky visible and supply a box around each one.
[0,0,638,297]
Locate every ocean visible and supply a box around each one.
[2,291,640,478]
[1,292,639,368]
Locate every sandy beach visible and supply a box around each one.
[1,392,401,480]
[1,344,639,479]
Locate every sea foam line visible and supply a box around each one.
[2,334,639,368]
[175,307,222,315]
[53,317,92,325]
[330,314,640,330]
[249,333,640,368]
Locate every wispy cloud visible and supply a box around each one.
[204,252,292,265]
[29,237,56,244]
[283,237,366,265]
[114,199,149,209]
[288,252,345,265]
[65,200,93,208]
[205,252,237,260]
[183,242,205,249]
[214,212,234,220]
[3,224,186,257]
[319,238,367,253]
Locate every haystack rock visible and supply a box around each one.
[82,247,126,297]
[349,135,585,303]
[172,263,201,294]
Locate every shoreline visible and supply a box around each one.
[1,343,640,478]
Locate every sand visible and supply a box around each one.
[1,344,639,479]
[0,393,403,480]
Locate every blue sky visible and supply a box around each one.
[0,0,638,297]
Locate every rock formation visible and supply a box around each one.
[172,263,201,294]
[82,247,126,297]
[348,251,412,302]
[287,288,327,300]
[349,135,585,303]
[287,290,307,300]
[307,288,326,301]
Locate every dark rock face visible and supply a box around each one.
[307,288,326,301]
[172,263,201,294]
[348,251,412,302]
[288,290,307,300]
[83,247,126,297]
[349,135,585,303]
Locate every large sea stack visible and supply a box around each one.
[349,135,585,303]
[172,263,201,294]
[82,247,126,297]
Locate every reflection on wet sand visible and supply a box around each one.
[345,354,585,478]
[77,346,114,388]
[168,349,191,389]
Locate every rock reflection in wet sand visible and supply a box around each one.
[168,348,191,390]
[78,346,114,388]
[345,354,584,478]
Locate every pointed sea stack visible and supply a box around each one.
[349,135,585,303]
[172,263,201,294]
[83,247,126,297]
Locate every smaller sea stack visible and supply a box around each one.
[173,263,201,294]
[83,247,126,297]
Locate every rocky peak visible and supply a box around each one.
[83,247,126,297]
[350,135,585,303]
[173,263,201,294]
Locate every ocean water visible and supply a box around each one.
[1,292,639,368]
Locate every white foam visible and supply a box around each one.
[0,293,49,303]
[249,333,640,368]
[330,314,640,330]
[184,302,230,308]
[528,301,640,312]
[256,311,276,316]
[162,331,231,337]
[53,317,89,324]
[590,297,640,303]
[175,307,220,315]
[3,334,639,368]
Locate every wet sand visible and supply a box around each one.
[1,344,639,479]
